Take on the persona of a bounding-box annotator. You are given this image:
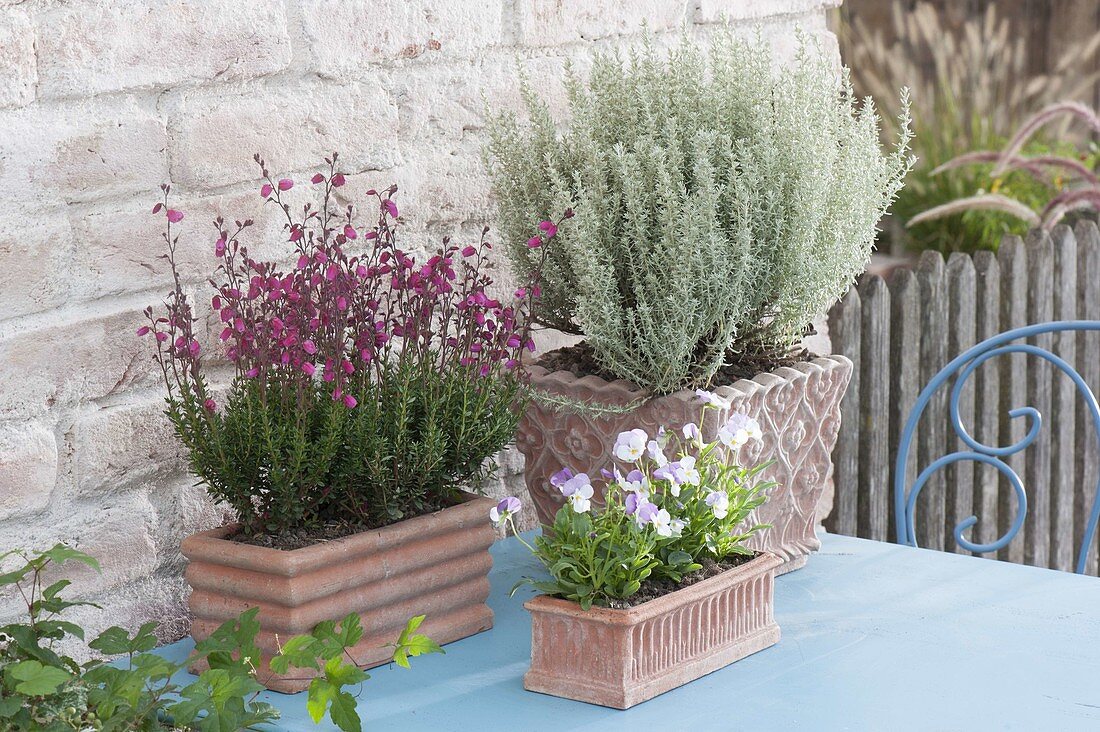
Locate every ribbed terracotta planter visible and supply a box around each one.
[180,493,495,693]
[524,552,782,709]
[516,355,852,573]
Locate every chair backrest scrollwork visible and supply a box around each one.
[895,321,1100,574]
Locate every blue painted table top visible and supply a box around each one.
[156,532,1100,731]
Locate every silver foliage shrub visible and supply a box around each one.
[486,35,913,394]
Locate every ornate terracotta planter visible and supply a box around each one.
[524,552,782,709]
[180,493,496,693]
[517,355,852,573]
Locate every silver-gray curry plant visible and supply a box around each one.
[486,35,913,394]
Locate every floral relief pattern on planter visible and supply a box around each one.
[523,552,782,709]
[516,356,853,573]
[181,494,495,693]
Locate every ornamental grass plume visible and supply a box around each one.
[839,1,1100,253]
[486,34,912,394]
[911,102,1100,232]
[141,153,557,538]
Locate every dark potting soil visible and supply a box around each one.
[605,553,757,609]
[536,341,814,388]
[225,497,455,551]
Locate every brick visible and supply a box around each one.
[515,0,689,46]
[0,97,168,209]
[387,55,574,143]
[0,212,77,321]
[0,8,35,108]
[71,400,185,497]
[67,188,272,303]
[48,494,159,597]
[301,0,503,74]
[0,423,57,520]
[35,1,291,99]
[695,0,841,24]
[167,80,399,188]
[0,306,163,419]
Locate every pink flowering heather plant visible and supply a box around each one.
[494,395,772,609]
[142,153,560,538]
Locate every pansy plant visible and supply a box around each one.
[493,393,773,609]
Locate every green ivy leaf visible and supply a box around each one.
[0,696,22,718]
[306,677,339,724]
[333,613,364,650]
[271,634,321,674]
[89,622,158,656]
[329,690,363,732]
[39,544,100,573]
[7,660,71,696]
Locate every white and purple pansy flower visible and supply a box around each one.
[673,455,701,486]
[717,413,762,449]
[613,428,648,462]
[646,438,668,467]
[670,518,686,537]
[652,509,674,537]
[705,489,730,519]
[619,469,650,496]
[489,496,522,526]
[550,467,574,489]
[634,499,660,528]
[682,422,702,445]
[560,472,594,513]
[695,389,730,408]
[653,463,682,497]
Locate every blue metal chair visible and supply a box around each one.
[895,321,1100,574]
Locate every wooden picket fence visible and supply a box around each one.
[824,221,1100,575]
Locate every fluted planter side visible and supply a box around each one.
[516,355,852,573]
[180,493,496,693]
[523,552,782,709]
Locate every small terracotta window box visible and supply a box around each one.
[181,492,496,693]
[523,552,781,709]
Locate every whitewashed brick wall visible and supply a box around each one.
[0,0,839,645]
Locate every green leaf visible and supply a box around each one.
[392,615,444,669]
[88,622,157,656]
[0,625,72,670]
[307,677,339,724]
[324,656,368,688]
[39,544,100,572]
[333,613,364,650]
[329,690,363,732]
[271,634,320,674]
[7,660,71,696]
[667,550,693,567]
[0,696,22,717]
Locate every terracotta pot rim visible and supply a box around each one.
[523,551,782,624]
[181,490,493,576]
[527,352,851,405]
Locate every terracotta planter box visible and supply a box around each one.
[180,493,496,693]
[523,552,782,709]
[517,355,852,573]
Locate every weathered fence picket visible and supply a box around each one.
[973,250,1002,550]
[858,275,890,542]
[1075,222,1100,576]
[831,287,861,538]
[828,222,1100,575]
[1024,230,1053,569]
[997,237,1028,566]
[1050,226,1078,572]
[888,267,921,545]
[945,254,976,555]
[917,253,948,551]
